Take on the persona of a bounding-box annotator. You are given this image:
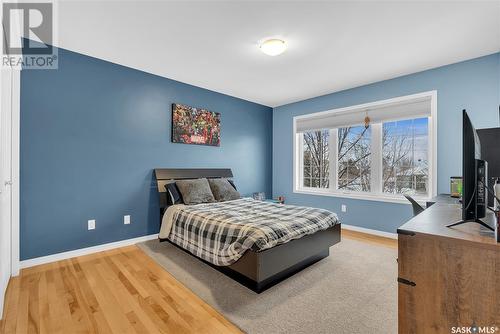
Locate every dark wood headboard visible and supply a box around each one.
[154,168,233,210]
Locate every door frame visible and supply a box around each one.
[1,6,22,277]
[10,69,20,277]
[0,33,21,323]
[0,62,21,279]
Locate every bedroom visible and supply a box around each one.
[0,1,499,333]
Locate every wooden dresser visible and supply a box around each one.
[397,201,500,333]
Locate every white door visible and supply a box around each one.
[0,67,13,319]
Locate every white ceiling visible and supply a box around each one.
[55,1,500,107]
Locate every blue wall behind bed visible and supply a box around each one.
[20,46,273,260]
[273,52,500,234]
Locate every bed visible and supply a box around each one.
[154,168,341,293]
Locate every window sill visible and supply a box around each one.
[294,188,430,205]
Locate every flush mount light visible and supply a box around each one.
[259,39,287,56]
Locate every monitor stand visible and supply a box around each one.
[446,219,494,231]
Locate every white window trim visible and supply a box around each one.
[293,90,438,205]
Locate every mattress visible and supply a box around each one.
[159,198,339,266]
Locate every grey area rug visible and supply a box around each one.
[138,238,397,334]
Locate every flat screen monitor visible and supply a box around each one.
[448,110,492,231]
[462,110,480,220]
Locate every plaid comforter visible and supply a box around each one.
[167,198,339,266]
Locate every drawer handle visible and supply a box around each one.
[397,277,416,286]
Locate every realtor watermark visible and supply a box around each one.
[2,1,58,69]
[451,325,499,334]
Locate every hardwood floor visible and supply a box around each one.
[0,246,243,334]
[341,228,398,249]
[1,230,395,334]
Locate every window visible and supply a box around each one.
[294,92,436,202]
[338,125,371,192]
[382,118,429,196]
[302,130,330,188]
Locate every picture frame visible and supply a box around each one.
[171,103,221,146]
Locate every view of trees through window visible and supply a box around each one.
[301,117,429,197]
[303,130,330,188]
[382,118,428,196]
[338,126,371,191]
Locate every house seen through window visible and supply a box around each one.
[295,92,435,201]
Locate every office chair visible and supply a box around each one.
[404,195,425,216]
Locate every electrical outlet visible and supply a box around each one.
[341,204,347,213]
[88,219,96,230]
[124,215,131,225]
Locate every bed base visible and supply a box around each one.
[154,168,341,293]
[160,223,341,293]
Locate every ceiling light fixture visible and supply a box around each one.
[259,39,287,56]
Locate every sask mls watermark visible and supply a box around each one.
[451,325,499,333]
[2,1,58,69]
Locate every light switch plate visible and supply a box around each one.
[341,204,347,213]
[124,215,131,225]
[88,219,96,230]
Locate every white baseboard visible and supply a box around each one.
[341,224,398,239]
[19,233,159,270]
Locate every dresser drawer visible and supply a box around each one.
[398,232,500,333]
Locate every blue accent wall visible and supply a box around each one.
[273,53,500,233]
[20,46,272,260]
